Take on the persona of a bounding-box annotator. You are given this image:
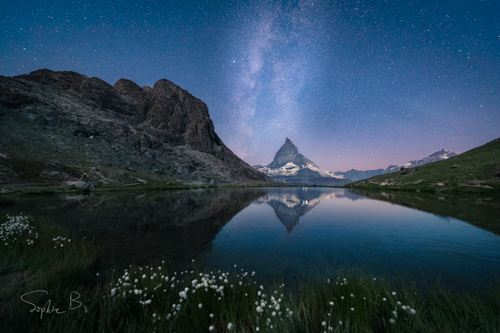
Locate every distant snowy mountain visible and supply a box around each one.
[252,138,351,186]
[401,149,458,168]
[334,149,459,181]
[254,139,459,185]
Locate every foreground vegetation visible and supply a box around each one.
[1,214,499,332]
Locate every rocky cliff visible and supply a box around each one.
[0,69,271,189]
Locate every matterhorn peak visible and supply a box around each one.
[252,138,351,186]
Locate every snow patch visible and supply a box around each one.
[258,163,347,180]
[258,162,301,176]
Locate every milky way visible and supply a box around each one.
[2,0,499,171]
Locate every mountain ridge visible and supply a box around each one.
[334,149,459,181]
[345,137,500,192]
[0,69,272,191]
[253,138,460,185]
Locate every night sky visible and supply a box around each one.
[2,0,499,171]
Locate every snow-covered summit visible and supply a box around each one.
[253,138,350,186]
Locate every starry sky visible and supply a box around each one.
[2,0,499,171]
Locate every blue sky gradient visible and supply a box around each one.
[2,0,499,171]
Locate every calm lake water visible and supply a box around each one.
[2,187,499,292]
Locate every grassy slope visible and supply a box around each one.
[345,137,500,192]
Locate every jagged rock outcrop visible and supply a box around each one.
[0,69,271,186]
[114,78,153,116]
[268,137,318,169]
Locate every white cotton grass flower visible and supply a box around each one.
[321,321,327,327]
[389,318,396,324]
[209,325,214,331]
[329,301,334,306]
[209,313,214,318]
[198,303,203,308]
[227,323,233,330]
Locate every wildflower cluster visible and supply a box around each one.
[105,266,423,332]
[253,284,289,331]
[0,214,38,247]
[52,236,71,249]
[319,277,419,332]
[107,263,260,331]
[389,301,417,324]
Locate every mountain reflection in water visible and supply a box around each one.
[1,187,499,292]
[256,187,365,232]
[0,188,267,267]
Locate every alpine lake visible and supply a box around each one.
[2,187,499,294]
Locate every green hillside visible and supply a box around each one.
[345,137,500,193]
